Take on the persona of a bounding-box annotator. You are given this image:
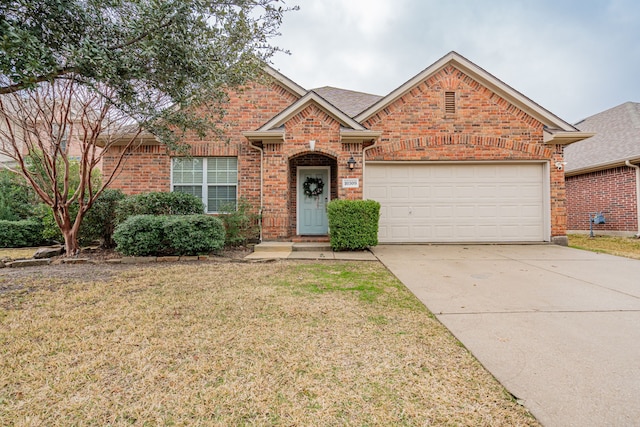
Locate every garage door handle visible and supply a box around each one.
[409,207,412,215]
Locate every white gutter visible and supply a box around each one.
[248,142,264,242]
[625,160,640,237]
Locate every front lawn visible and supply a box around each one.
[0,261,538,426]
[568,234,640,260]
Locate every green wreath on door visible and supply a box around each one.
[303,177,324,197]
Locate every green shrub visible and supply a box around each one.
[219,198,261,247]
[113,214,225,256]
[116,192,204,223]
[163,215,225,255]
[113,215,164,256]
[36,189,126,247]
[82,189,126,248]
[327,199,380,251]
[0,219,45,248]
[0,170,37,221]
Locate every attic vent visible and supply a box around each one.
[444,91,456,114]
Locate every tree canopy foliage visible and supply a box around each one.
[1,0,292,146]
[0,0,293,255]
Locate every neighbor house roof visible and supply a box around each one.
[565,102,640,175]
[311,87,383,117]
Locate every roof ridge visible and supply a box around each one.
[312,86,382,97]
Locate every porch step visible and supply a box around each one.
[291,235,330,243]
[292,242,332,252]
[253,242,294,253]
[253,242,332,253]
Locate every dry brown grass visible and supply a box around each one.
[0,247,38,260]
[0,261,539,426]
[569,234,640,260]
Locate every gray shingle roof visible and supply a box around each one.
[565,102,640,173]
[311,86,383,118]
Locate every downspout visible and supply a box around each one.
[249,142,264,242]
[625,160,640,237]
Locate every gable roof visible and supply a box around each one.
[312,86,383,117]
[565,102,640,175]
[244,91,381,143]
[256,91,368,131]
[263,65,307,98]
[355,51,580,135]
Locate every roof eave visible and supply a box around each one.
[95,132,158,147]
[340,129,382,143]
[243,130,285,143]
[543,129,595,145]
[565,157,640,176]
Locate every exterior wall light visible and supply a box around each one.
[347,156,357,170]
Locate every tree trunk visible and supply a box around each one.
[54,205,82,257]
[61,227,81,257]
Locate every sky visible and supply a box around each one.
[269,0,640,124]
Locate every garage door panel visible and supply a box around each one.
[411,185,431,198]
[389,186,410,199]
[365,163,546,243]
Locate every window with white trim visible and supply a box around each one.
[171,157,237,213]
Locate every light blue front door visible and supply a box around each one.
[298,168,329,235]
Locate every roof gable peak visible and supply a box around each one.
[355,51,577,132]
[258,91,366,131]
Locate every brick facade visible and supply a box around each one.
[103,56,579,242]
[566,167,639,234]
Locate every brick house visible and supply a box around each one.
[103,51,591,245]
[565,102,640,236]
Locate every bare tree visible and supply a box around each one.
[0,77,142,255]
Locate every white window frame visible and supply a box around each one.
[170,157,238,213]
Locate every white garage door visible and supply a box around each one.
[364,163,546,243]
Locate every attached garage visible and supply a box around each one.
[364,162,549,243]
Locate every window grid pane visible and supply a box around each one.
[172,157,237,213]
[208,185,236,213]
[174,185,202,199]
[173,158,203,185]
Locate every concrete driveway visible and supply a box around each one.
[372,244,640,427]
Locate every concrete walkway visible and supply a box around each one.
[372,244,640,427]
[245,242,377,261]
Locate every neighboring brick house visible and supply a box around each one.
[0,100,102,168]
[565,102,640,236]
[103,51,591,244]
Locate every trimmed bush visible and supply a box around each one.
[219,198,261,247]
[116,192,204,223]
[163,215,225,255]
[327,199,380,251]
[113,215,164,256]
[0,219,45,248]
[113,214,225,256]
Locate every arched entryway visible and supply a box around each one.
[289,153,338,237]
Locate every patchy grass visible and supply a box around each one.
[569,234,640,260]
[0,247,38,260]
[0,261,539,426]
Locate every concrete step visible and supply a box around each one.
[253,242,294,253]
[292,242,332,252]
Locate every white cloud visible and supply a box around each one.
[272,0,640,122]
